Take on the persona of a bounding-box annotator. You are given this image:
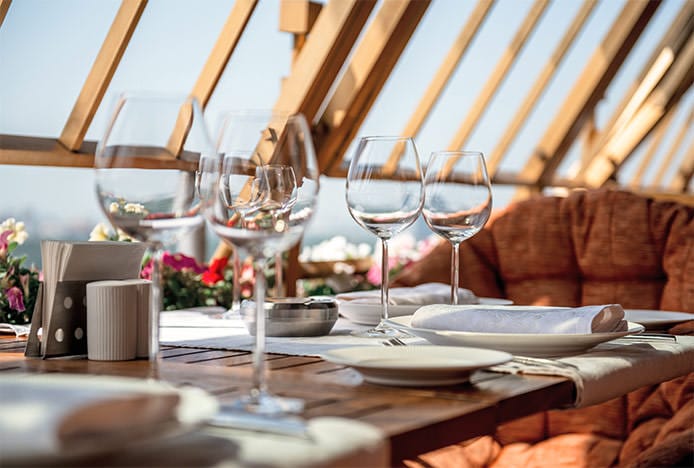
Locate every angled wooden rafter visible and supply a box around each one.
[516,0,661,197]
[213,0,378,287]
[167,0,258,156]
[58,0,147,152]
[629,102,677,188]
[274,0,377,121]
[487,0,597,177]
[576,2,693,182]
[191,0,258,108]
[317,0,431,175]
[393,0,495,155]
[651,107,692,188]
[583,30,694,187]
[447,0,550,152]
[0,0,11,28]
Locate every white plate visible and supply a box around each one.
[385,315,645,357]
[0,374,218,464]
[338,297,514,326]
[624,309,694,330]
[322,345,512,386]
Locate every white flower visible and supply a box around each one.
[89,223,111,241]
[124,202,146,214]
[109,202,120,213]
[300,236,372,262]
[89,223,136,242]
[0,218,28,245]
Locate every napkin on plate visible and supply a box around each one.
[411,304,627,334]
[0,376,182,459]
[336,283,478,306]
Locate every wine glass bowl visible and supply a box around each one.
[422,151,492,304]
[346,136,424,337]
[95,92,216,362]
[198,110,319,414]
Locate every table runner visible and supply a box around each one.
[160,308,694,409]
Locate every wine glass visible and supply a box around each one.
[94,91,216,363]
[422,151,492,304]
[346,136,424,337]
[198,110,319,414]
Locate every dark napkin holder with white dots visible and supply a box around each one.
[25,281,88,358]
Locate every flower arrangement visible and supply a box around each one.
[0,218,40,324]
[365,233,439,286]
[90,223,253,310]
[299,233,439,296]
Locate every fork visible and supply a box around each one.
[382,337,408,347]
[381,337,578,370]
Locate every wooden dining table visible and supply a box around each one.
[0,334,575,466]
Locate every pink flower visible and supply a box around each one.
[162,252,206,274]
[6,286,25,312]
[0,230,11,255]
[140,251,206,280]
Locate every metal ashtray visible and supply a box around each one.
[240,297,338,337]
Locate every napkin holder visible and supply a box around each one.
[26,281,89,358]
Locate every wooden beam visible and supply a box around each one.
[576,1,693,180]
[279,0,323,63]
[0,0,11,29]
[217,0,376,293]
[274,0,376,121]
[487,0,597,176]
[58,0,147,152]
[582,31,694,187]
[279,0,322,34]
[516,0,661,197]
[651,108,692,187]
[447,0,549,152]
[629,103,677,188]
[0,135,198,171]
[316,0,431,174]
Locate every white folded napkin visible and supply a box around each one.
[412,304,627,334]
[0,375,185,460]
[336,283,478,306]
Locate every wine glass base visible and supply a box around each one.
[218,390,304,416]
[352,322,412,339]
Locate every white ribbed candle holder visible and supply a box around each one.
[86,281,137,361]
[119,279,151,358]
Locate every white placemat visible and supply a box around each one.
[160,311,409,356]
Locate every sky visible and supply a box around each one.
[0,0,691,265]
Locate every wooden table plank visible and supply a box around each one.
[0,336,574,465]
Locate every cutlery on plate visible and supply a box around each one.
[614,333,677,342]
[381,335,582,371]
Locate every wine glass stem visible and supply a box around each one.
[148,245,164,364]
[380,238,390,321]
[451,242,460,305]
[232,247,241,312]
[275,252,283,296]
[252,257,268,400]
